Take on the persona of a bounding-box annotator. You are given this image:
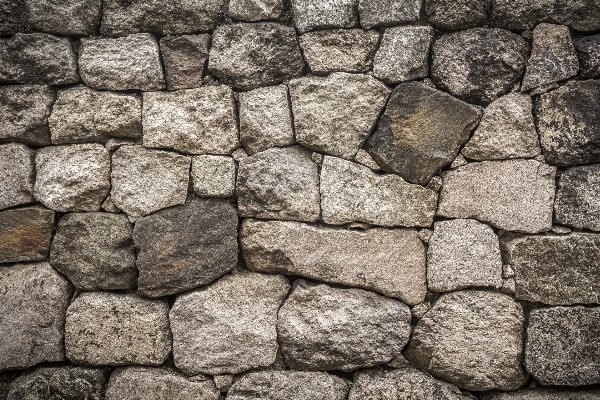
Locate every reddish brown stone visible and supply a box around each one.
[0,207,54,263]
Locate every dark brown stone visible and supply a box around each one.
[0,207,54,263]
[160,35,210,90]
[576,34,600,79]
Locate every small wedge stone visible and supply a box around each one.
[160,35,210,90]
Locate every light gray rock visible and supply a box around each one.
[359,0,421,29]
[576,34,600,79]
[236,146,320,222]
[110,145,190,221]
[0,143,34,210]
[170,272,290,375]
[320,156,438,228]
[462,93,541,160]
[289,72,390,159]
[482,388,600,400]
[34,144,110,212]
[214,375,234,392]
[425,0,489,30]
[65,292,171,366]
[354,149,380,170]
[241,219,427,305]
[405,290,528,391]
[160,34,210,90]
[78,34,165,91]
[292,0,358,33]
[373,26,433,84]
[555,165,600,231]
[0,262,72,371]
[0,207,54,263]
[49,85,142,145]
[191,156,236,198]
[142,86,239,155]
[437,160,556,233]
[228,0,284,21]
[25,0,102,35]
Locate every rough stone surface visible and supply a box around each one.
[354,148,379,170]
[229,0,284,21]
[432,28,529,106]
[525,306,600,386]
[320,156,438,228]
[425,0,489,30]
[300,29,380,74]
[110,145,190,221]
[142,86,239,155]
[462,93,540,160]
[437,160,556,233]
[228,371,349,400]
[0,33,79,85]
[576,34,600,79]
[482,388,600,400]
[25,0,102,36]
[0,84,54,146]
[65,292,171,366]
[239,85,294,155]
[208,23,305,90]
[0,143,35,210]
[405,290,528,391]
[290,72,390,159]
[236,146,320,222]
[292,0,358,33]
[535,80,600,166]
[358,0,421,29]
[501,233,600,305]
[159,34,211,90]
[364,82,481,185]
[241,219,427,305]
[78,34,165,91]
[373,26,433,84]
[555,165,600,231]
[170,272,290,375]
[50,213,136,291]
[191,156,236,198]
[0,262,72,371]
[0,0,27,36]
[278,280,412,371]
[49,85,142,144]
[105,367,220,400]
[427,219,503,292]
[0,207,54,263]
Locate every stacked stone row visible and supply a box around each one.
[1,0,600,399]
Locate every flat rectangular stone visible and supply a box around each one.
[26,0,102,35]
[0,207,54,263]
[0,85,54,146]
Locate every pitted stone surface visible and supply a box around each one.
[358,0,421,29]
[25,0,102,36]
[159,35,211,90]
[576,34,600,79]
[0,143,35,210]
[229,0,285,21]
[292,0,358,33]
[425,0,489,30]
[482,388,600,400]
[191,156,236,198]
[555,165,600,231]
[0,207,54,263]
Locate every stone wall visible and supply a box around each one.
[1,0,599,398]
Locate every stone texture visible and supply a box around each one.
[576,34,600,79]
[359,0,421,29]
[229,0,284,21]
[535,80,600,166]
[501,233,600,305]
[239,85,295,155]
[0,33,79,85]
[364,82,481,185]
[110,145,190,221]
[170,272,290,375]
[0,84,54,146]
[290,73,390,159]
[236,146,320,222]
[278,281,411,371]
[354,148,380,170]
[191,156,236,198]
[0,143,34,210]
[241,219,427,305]
[300,29,380,74]
[483,388,600,400]
[425,0,489,30]
[79,34,165,91]
[427,219,503,292]
[0,207,54,263]
[49,85,142,145]
[525,306,600,386]
[50,213,136,291]
[555,165,600,231]
[405,290,528,391]
[0,262,72,371]
[65,292,171,366]
[432,28,529,106]
[25,0,102,36]
[292,0,358,33]
[0,0,27,36]
[208,23,305,90]
[462,93,541,160]
[105,367,220,400]
[228,371,349,400]
[320,156,438,228]
[160,35,211,91]
[437,160,556,233]
[142,86,239,155]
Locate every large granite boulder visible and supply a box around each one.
[0,142,34,210]
[0,207,54,263]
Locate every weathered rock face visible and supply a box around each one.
[0,0,27,36]
[0,207,54,263]
[0,33,79,85]
[0,143,35,210]
[170,272,290,375]
[278,280,412,371]
[405,290,528,391]
[105,367,220,400]
[159,35,210,90]
[228,371,349,400]
[576,34,600,79]
[241,219,427,305]
[208,23,305,90]
[358,0,421,29]
[432,28,529,106]
[320,156,438,228]
[501,233,600,305]
[482,388,600,400]
[525,306,600,386]
[292,0,358,33]
[65,292,171,366]
[0,262,72,371]
[437,160,556,233]
[236,146,320,222]
[364,82,481,185]
[555,165,600,231]
[229,0,284,21]
[535,80,600,166]
[49,85,142,144]
[425,0,489,30]
[191,155,236,198]
[79,34,165,91]
[289,73,390,159]
[25,0,102,36]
